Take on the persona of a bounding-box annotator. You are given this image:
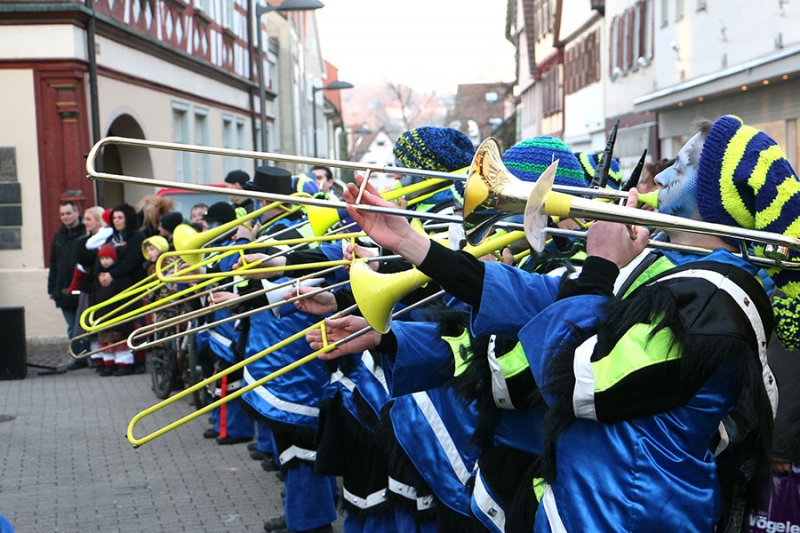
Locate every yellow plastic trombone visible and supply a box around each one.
[127,289,445,447]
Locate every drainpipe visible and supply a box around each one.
[85,0,102,205]
[247,0,257,167]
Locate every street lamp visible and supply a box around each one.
[255,0,324,159]
[312,80,354,157]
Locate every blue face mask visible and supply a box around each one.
[655,133,704,220]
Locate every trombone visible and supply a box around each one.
[156,231,370,282]
[127,290,446,447]
[128,254,398,349]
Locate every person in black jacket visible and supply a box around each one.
[48,201,85,338]
[94,204,146,375]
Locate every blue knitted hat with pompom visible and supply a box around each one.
[502,137,587,188]
[393,127,475,172]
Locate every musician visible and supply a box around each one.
[227,168,338,533]
[337,115,800,533]
[307,136,592,533]
[200,202,255,445]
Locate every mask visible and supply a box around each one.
[655,133,704,220]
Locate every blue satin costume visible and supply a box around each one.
[471,251,769,533]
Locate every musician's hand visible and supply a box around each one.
[234,223,258,242]
[771,462,792,475]
[343,242,379,272]
[287,286,337,315]
[344,175,430,265]
[306,315,380,360]
[586,220,649,269]
[207,291,237,304]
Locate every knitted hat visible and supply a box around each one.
[98,243,117,262]
[575,152,623,189]
[252,166,293,196]
[141,235,169,260]
[204,202,237,224]
[158,211,183,233]
[224,170,250,185]
[696,114,800,348]
[502,137,588,188]
[393,127,475,172]
[101,208,113,227]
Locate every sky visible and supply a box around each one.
[315,0,517,94]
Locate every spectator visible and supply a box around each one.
[190,203,208,230]
[92,243,136,376]
[65,205,112,370]
[157,211,183,246]
[96,204,146,374]
[48,200,85,339]
[135,194,174,238]
[224,169,256,214]
[310,165,337,198]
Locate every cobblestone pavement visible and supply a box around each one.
[0,344,345,533]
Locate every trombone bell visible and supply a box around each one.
[349,261,432,334]
[464,139,532,245]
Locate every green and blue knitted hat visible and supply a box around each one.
[393,127,475,173]
[502,137,588,188]
[697,114,800,348]
[575,152,623,189]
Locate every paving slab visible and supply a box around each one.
[0,360,345,533]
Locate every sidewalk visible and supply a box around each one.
[0,344,344,533]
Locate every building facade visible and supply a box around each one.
[0,0,340,339]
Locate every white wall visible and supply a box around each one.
[652,0,800,93]
[0,69,67,339]
[603,0,657,118]
[0,24,86,61]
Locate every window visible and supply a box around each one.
[541,66,562,117]
[236,118,248,170]
[194,0,208,13]
[532,0,554,40]
[661,0,668,26]
[610,1,653,80]
[172,102,192,183]
[697,0,706,10]
[566,30,600,94]
[485,91,499,103]
[194,107,211,184]
[222,115,236,175]
[675,0,684,19]
[223,0,234,29]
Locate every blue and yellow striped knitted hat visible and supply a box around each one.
[575,152,623,189]
[393,127,475,172]
[502,137,588,187]
[697,114,800,348]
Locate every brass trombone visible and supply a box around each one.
[127,290,446,447]
[85,137,639,229]
[463,138,800,262]
[86,137,800,267]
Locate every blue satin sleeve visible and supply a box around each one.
[471,261,562,339]
[378,321,455,397]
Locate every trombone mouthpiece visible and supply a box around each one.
[637,191,659,209]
